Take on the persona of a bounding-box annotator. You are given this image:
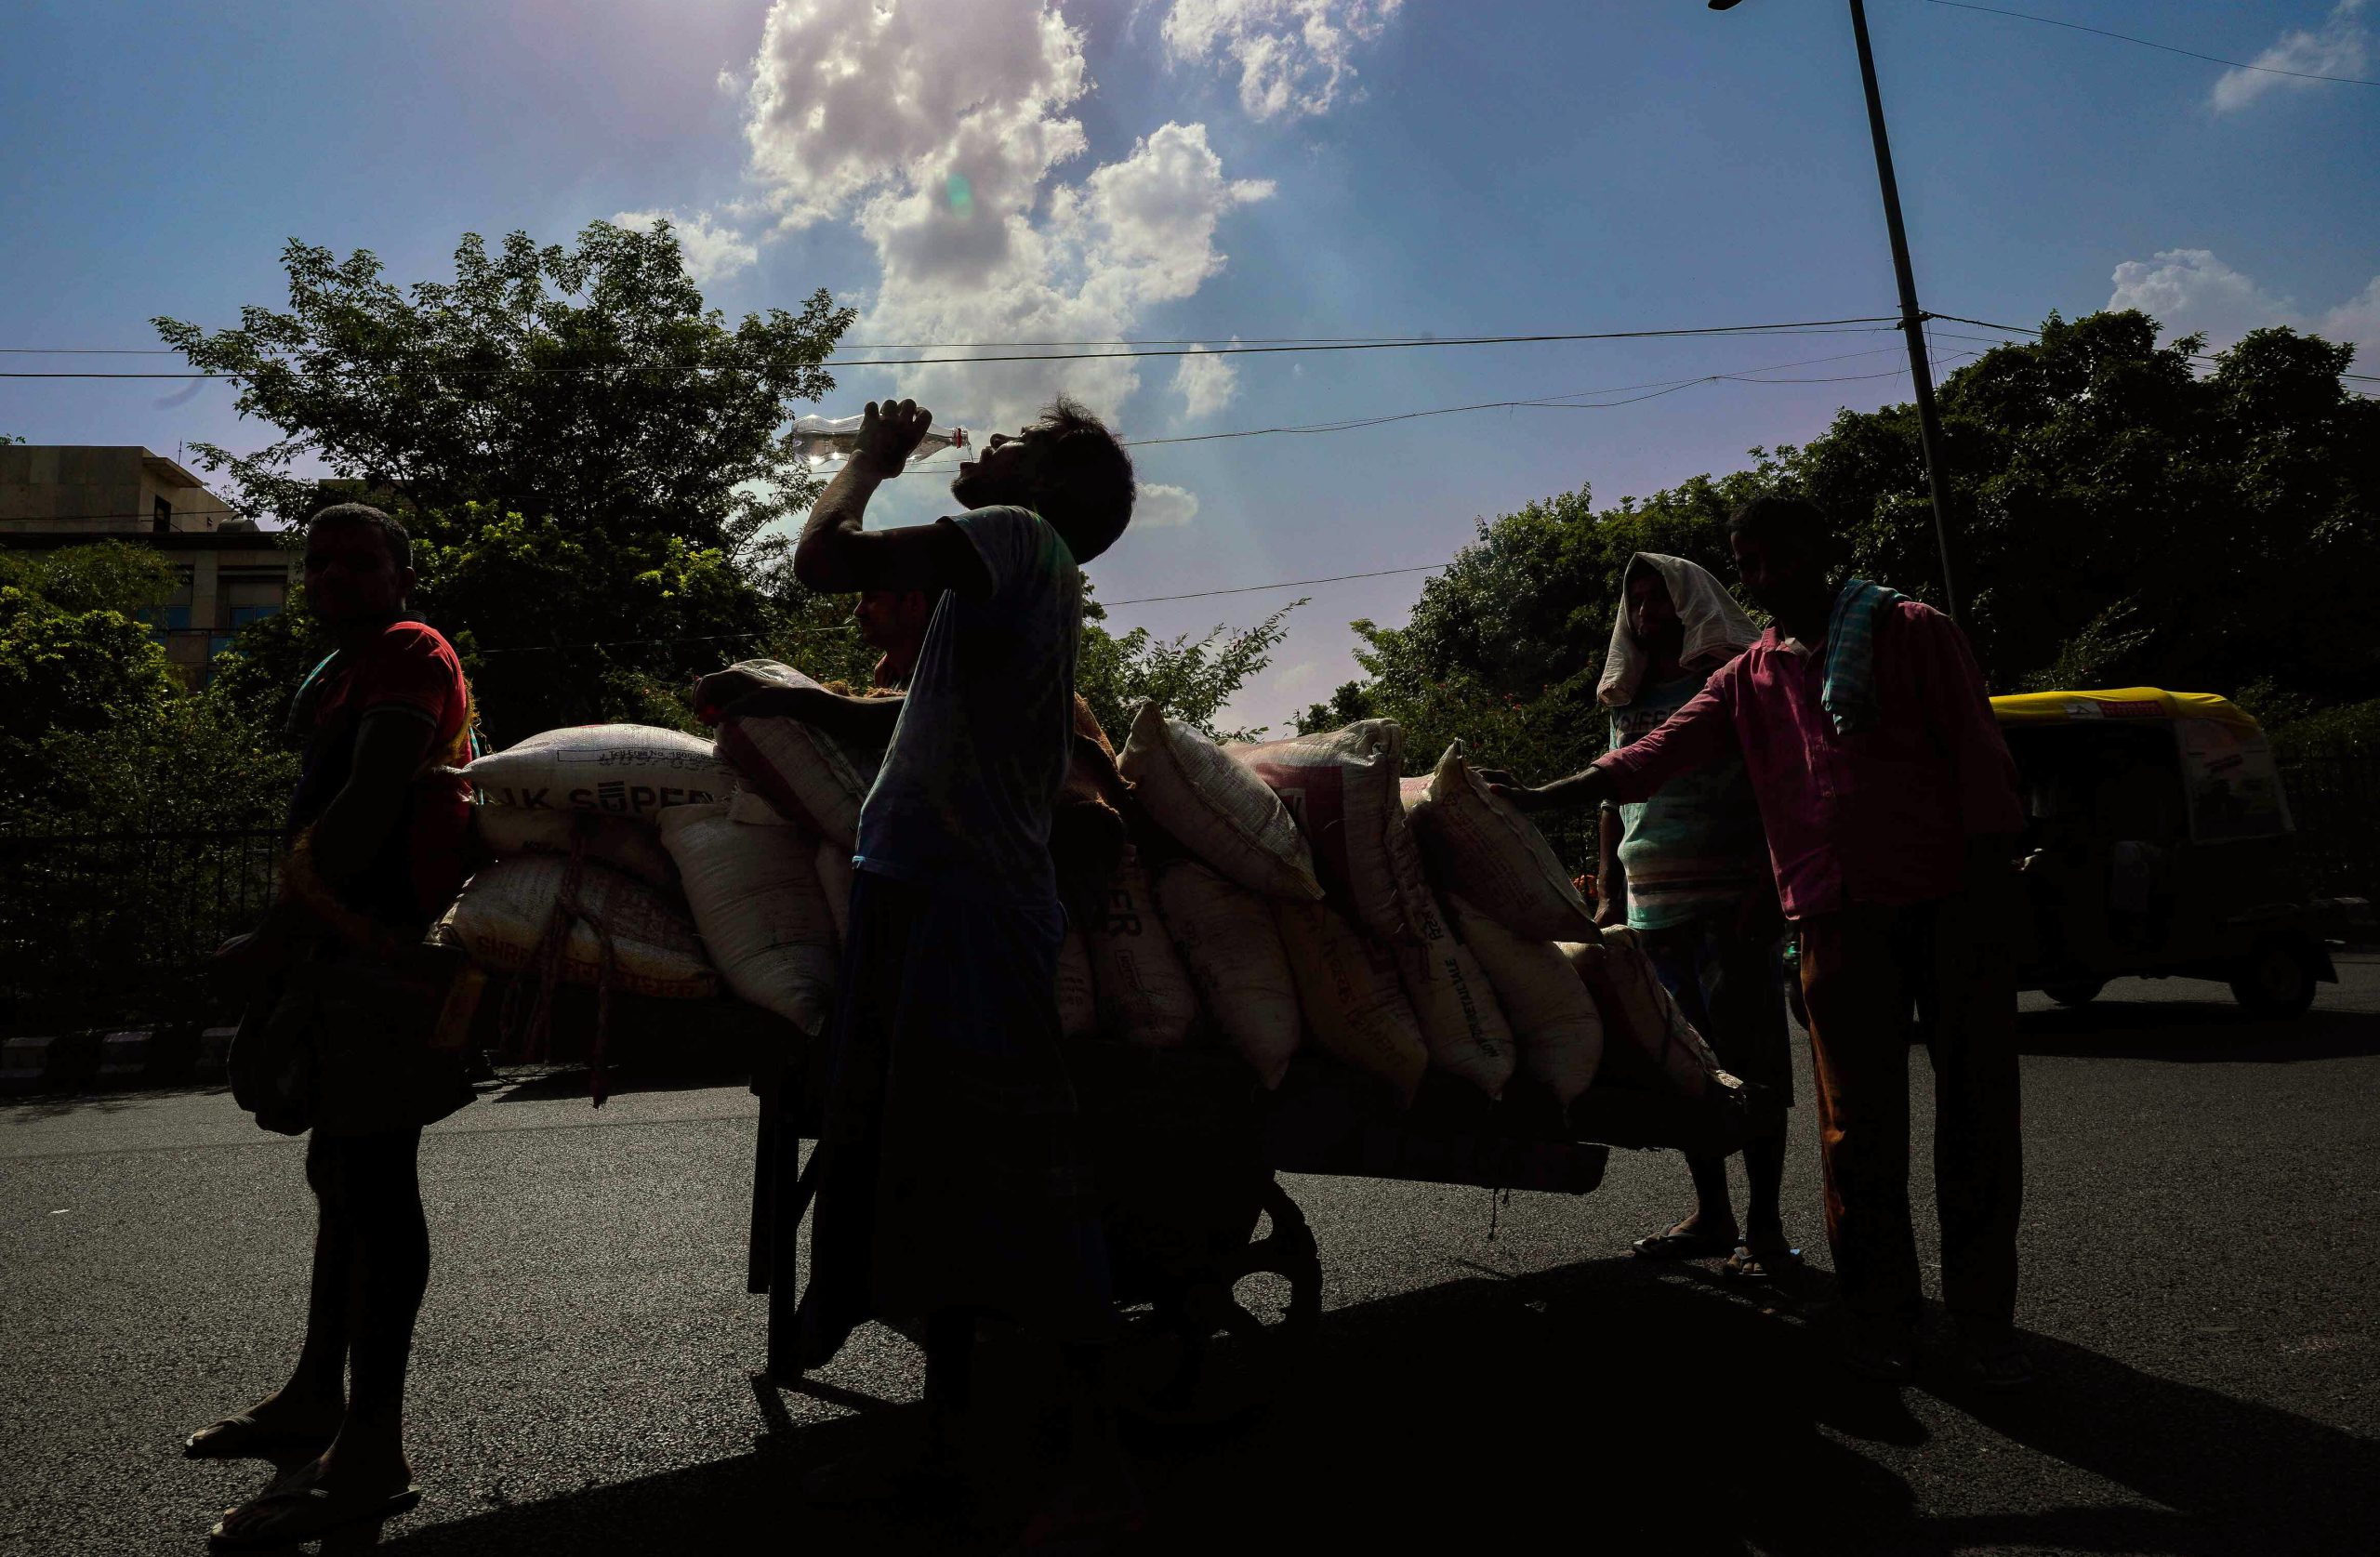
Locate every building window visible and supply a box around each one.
[153,496,173,534]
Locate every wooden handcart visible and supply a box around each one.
[440,943,1765,1426]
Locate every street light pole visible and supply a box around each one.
[1712,0,1964,625]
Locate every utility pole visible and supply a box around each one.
[1712,0,1963,625]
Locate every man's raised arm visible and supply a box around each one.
[792,399,993,599]
[1487,676,1738,814]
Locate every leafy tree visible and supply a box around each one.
[1075,593,1299,745]
[158,220,855,741]
[0,542,294,831]
[1786,311,2378,701]
[1301,310,2373,873]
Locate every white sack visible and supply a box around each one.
[1120,703,1323,902]
[1275,899,1427,1102]
[1451,893,1603,1105]
[657,801,837,1034]
[1565,928,1726,1100]
[464,724,737,819]
[1086,853,1199,1048]
[1156,858,1302,1088]
[1410,741,1594,941]
[471,806,677,890]
[1395,891,1516,1100]
[712,714,881,849]
[1230,720,1433,943]
[443,856,716,998]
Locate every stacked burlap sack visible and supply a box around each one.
[436,658,1738,1118]
[443,717,840,1039]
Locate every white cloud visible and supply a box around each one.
[1162,0,1401,120]
[611,208,757,284]
[2212,0,2370,112]
[725,3,1274,435]
[1133,481,1201,528]
[740,0,1090,231]
[2108,247,2380,362]
[2317,275,2380,356]
[1171,340,1240,417]
[2108,249,2294,344]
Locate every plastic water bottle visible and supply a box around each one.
[788,414,969,469]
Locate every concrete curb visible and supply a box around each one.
[0,1026,238,1095]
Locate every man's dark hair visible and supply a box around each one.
[1726,495,1836,565]
[1025,396,1135,560]
[307,503,411,572]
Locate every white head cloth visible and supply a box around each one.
[1594,552,1762,709]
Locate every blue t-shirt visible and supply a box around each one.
[853,507,1082,904]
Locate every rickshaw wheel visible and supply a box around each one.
[1117,1178,1322,1433]
[2044,979,2105,1008]
[2229,939,2317,1021]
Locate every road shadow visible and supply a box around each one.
[5,1082,231,1122]
[2015,1002,2380,1063]
[352,1253,2376,1556]
[480,1065,753,1104]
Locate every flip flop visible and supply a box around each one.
[181,1414,336,1461]
[208,1484,423,1551]
[1721,1243,1805,1284]
[1631,1227,1738,1260]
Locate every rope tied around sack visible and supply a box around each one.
[495,823,624,1107]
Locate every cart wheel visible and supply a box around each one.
[1119,1178,1321,1432]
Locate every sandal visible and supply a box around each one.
[208,1484,422,1551]
[1631,1222,1739,1260]
[182,1413,336,1461]
[1721,1242,1804,1284]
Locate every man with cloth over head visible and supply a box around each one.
[779,395,1141,1538]
[1492,496,2030,1391]
[1593,553,1796,1281]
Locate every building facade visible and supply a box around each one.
[0,445,296,684]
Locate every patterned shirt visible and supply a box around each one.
[1607,671,1768,930]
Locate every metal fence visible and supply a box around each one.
[0,826,284,1035]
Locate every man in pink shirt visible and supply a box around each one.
[1494,496,2030,1389]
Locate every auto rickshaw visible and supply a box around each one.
[1995,688,2340,1018]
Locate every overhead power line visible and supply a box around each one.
[0,315,1905,379]
[1104,565,1448,607]
[1923,0,2380,89]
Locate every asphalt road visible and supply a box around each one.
[6,958,2375,1557]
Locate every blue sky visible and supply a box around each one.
[5,1,2374,730]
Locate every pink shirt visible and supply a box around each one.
[1593,600,2021,920]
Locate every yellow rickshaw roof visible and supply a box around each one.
[1990,688,2263,732]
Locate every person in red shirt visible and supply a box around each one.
[1492,496,2030,1390]
[193,505,480,1548]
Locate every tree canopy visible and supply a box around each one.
[0,542,294,832]
[157,220,856,743]
[1302,310,2375,872]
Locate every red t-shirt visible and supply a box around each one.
[295,622,478,923]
